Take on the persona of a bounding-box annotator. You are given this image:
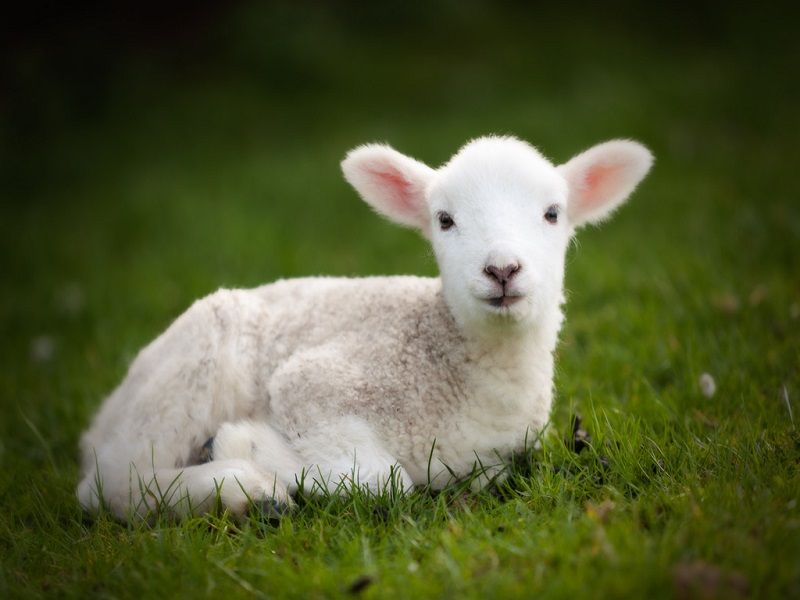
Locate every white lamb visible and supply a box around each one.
[77,135,652,522]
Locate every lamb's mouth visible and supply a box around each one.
[487,295,523,308]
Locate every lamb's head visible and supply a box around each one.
[342,136,652,334]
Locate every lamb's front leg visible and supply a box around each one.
[263,344,416,496]
[208,420,305,496]
[293,415,415,495]
[210,417,414,498]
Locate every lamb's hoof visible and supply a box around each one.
[372,506,390,522]
[198,437,215,463]
[566,413,592,454]
[251,499,290,528]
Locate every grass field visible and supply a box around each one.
[1,2,798,598]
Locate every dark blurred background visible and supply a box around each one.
[2,0,795,194]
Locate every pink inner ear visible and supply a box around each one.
[370,167,417,214]
[582,163,622,205]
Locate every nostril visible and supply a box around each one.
[485,263,520,285]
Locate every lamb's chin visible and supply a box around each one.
[479,297,531,324]
[486,295,523,309]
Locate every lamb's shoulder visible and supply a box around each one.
[253,274,439,296]
[257,275,470,435]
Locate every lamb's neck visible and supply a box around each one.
[465,309,562,360]
[463,307,562,406]
[432,287,562,382]
[468,328,556,375]
[457,323,558,436]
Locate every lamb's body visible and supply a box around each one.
[80,277,557,517]
[78,135,652,521]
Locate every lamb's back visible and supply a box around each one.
[251,276,450,356]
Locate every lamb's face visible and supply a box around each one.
[427,138,571,331]
[341,134,652,336]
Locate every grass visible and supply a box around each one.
[1,2,798,598]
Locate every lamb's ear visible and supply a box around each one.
[341,143,435,233]
[558,140,653,228]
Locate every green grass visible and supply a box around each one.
[1,2,798,598]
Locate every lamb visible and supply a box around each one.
[77,135,653,522]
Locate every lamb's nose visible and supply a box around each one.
[485,263,520,285]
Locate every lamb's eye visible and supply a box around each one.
[544,206,559,224]
[438,211,455,230]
